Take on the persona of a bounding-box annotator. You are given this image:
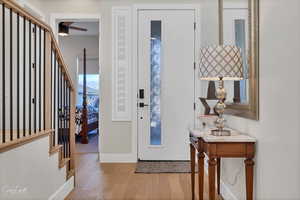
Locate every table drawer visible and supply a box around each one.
[205,143,255,157]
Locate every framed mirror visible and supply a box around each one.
[219,0,259,120]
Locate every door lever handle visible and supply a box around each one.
[139,102,149,108]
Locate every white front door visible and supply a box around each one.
[137,10,196,160]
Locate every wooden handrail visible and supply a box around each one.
[0,129,54,153]
[0,0,74,90]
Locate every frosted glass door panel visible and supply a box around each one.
[150,21,162,146]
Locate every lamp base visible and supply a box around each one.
[211,129,231,136]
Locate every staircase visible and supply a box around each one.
[0,0,76,199]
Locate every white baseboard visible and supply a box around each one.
[204,159,238,200]
[100,153,137,163]
[48,176,74,200]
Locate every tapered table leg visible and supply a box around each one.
[198,152,205,200]
[245,158,254,200]
[217,158,221,195]
[190,144,195,200]
[208,157,217,200]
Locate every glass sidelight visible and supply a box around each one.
[150,21,161,145]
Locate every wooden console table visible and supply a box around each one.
[189,129,256,200]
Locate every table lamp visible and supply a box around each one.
[199,45,243,136]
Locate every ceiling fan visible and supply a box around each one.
[58,22,88,36]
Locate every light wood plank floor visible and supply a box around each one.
[76,134,99,154]
[66,153,221,200]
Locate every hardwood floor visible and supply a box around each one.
[66,153,221,200]
[76,134,99,154]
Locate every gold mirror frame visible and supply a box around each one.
[219,0,259,120]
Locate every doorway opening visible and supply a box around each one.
[76,72,99,153]
[54,19,100,154]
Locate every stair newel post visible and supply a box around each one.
[69,87,76,172]
[81,48,88,144]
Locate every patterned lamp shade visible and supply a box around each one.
[199,45,243,80]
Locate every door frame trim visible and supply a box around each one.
[49,12,102,159]
[132,4,202,161]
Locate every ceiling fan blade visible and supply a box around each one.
[69,26,88,31]
[61,22,74,26]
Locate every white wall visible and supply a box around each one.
[24,0,300,199]
[197,0,219,119]
[26,0,204,156]
[58,35,99,83]
[225,0,300,199]
[200,0,300,199]
[16,0,46,21]
[0,137,67,199]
